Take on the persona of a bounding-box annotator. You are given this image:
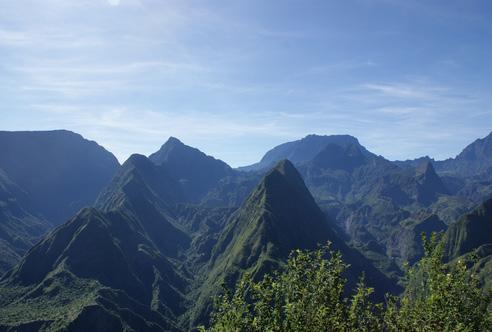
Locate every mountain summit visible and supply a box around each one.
[239,134,367,171]
[149,137,233,202]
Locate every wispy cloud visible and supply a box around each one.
[360,82,447,100]
[1,0,491,166]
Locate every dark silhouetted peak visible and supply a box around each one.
[416,161,448,192]
[267,159,306,189]
[151,136,186,160]
[167,136,183,144]
[149,137,224,167]
[122,153,155,173]
[416,160,437,178]
[148,137,232,202]
[414,161,448,205]
[259,159,316,209]
[273,158,297,175]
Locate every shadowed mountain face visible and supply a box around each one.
[414,161,449,205]
[0,130,120,274]
[446,198,492,259]
[0,169,49,274]
[444,198,492,291]
[149,137,233,202]
[388,214,446,265]
[0,130,119,224]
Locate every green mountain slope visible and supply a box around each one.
[188,160,399,328]
[0,154,195,331]
[2,132,490,331]
[0,206,186,331]
[0,148,237,331]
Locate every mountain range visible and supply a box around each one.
[0,129,491,331]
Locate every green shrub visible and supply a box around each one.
[203,236,491,332]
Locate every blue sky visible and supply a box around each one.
[1,0,491,166]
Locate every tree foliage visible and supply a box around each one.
[202,236,492,332]
[384,233,492,332]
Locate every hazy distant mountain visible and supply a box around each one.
[0,130,119,224]
[396,131,492,179]
[238,134,369,172]
[395,132,492,205]
[438,131,492,177]
[149,137,233,202]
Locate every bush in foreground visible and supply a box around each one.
[202,235,491,332]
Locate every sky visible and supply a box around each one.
[1,0,491,167]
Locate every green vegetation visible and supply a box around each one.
[2,133,492,331]
[203,236,491,332]
[384,234,491,331]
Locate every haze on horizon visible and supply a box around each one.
[1,0,491,167]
